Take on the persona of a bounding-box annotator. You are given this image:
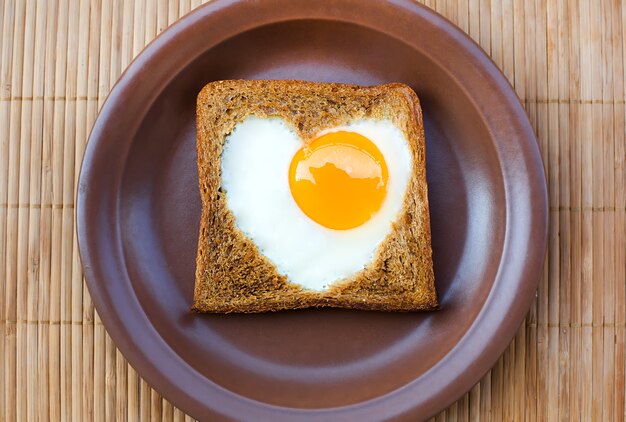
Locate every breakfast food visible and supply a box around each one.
[192,80,437,313]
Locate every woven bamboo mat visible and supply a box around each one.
[1,0,624,420]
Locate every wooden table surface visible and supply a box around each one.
[1,0,624,420]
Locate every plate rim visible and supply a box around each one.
[77,0,548,420]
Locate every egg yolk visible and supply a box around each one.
[289,131,388,230]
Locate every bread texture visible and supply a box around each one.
[192,80,437,313]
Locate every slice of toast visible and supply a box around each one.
[192,80,437,313]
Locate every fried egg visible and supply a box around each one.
[220,116,412,291]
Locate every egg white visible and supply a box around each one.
[220,116,412,291]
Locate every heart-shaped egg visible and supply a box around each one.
[220,116,412,291]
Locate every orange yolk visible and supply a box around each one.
[288,131,388,230]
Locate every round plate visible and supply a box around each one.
[77,0,547,420]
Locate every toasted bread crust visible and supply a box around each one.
[193,80,437,313]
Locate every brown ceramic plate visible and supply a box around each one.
[77,0,547,420]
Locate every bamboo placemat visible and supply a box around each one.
[1,0,624,420]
